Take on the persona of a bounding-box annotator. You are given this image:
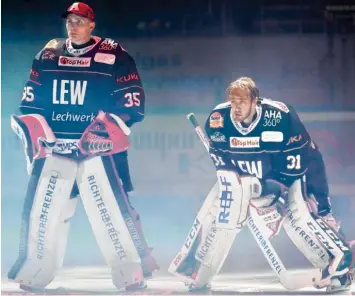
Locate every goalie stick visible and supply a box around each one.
[186,112,321,290]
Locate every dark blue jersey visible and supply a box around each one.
[205,98,312,187]
[20,37,145,140]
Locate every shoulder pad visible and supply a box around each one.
[260,98,290,113]
[44,38,65,50]
[213,102,231,110]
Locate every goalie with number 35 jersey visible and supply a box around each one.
[8,2,158,293]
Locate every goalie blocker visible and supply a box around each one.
[8,113,158,291]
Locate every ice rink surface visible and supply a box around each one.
[1,267,354,296]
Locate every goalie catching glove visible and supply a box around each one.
[78,111,131,156]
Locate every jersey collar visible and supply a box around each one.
[66,36,101,56]
[230,104,262,135]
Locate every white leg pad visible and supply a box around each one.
[54,197,78,270]
[170,172,258,289]
[8,155,77,288]
[283,179,329,269]
[76,156,143,290]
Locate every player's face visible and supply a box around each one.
[228,87,257,122]
[66,14,95,45]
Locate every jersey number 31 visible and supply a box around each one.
[287,154,301,169]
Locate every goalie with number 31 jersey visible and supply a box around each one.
[206,84,309,188]
[203,77,353,292]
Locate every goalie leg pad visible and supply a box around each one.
[76,156,145,290]
[54,196,78,270]
[285,180,352,287]
[283,179,329,269]
[102,155,159,276]
[169,182,219,278]
[170,182,241,289]
[8,155,77,288]
[307,214,353,278]
[170,171,256,289]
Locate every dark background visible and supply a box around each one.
[2,0,355,38]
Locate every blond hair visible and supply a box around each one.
[226,77,259,99]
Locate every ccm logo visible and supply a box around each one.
[184,218,200,249]
[307,219,349,252]
[58,56,91,67]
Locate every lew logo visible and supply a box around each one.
[52,80,87,105]
[237,161,263,178]
[58,56,91,67]
[230,137,260,148]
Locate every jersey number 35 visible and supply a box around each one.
[124,92,140,107]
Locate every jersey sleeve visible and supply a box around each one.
[111,49,145,127]
[19,50,46,115]
[271,106,311,186]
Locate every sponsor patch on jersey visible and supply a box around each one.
[209,112,223,128]
[30,68,39,79]
[230,137,260,148]
[286,134,302,145]
[94,53,116,65]
[45,39,59,49]
[42,50,56,60]
[264,110,282,119]
[99,39,118,50]
[261,131,284,142]
[58,56,91,67]
[53,139,79,154]
[116,73,140,84]
[211,132,226,142]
